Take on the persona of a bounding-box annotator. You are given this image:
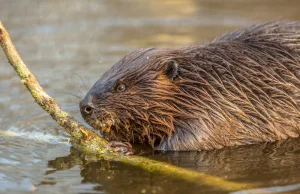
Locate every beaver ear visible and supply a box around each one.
[163,60,179,81]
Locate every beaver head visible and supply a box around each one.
[79,47,196,148]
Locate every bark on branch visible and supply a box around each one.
[0,21,251,192]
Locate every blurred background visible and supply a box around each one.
[1,0,300,193]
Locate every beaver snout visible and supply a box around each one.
[79,95,94,117]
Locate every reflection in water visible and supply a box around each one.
[46,147,206,194]
[231,183,300,194]
[2,0,300,193]
[46,138,300,194]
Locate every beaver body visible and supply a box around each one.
[80,21,300,151]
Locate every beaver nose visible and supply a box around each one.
[79,95,94,116]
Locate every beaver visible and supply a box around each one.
[80,21,300,154]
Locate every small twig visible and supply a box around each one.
[0,21,252,192]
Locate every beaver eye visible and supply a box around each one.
[116,83,126,92]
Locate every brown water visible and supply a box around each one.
[1,0,300,193]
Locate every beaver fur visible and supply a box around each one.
[80,21,300,151]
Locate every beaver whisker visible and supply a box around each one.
[71,73,89,93]
[56,91,82,99]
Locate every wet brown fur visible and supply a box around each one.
[82,21,300,151]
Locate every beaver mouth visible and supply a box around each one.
[85,116,140,143]
[84,117,120,141]
[81,111,117,135]
[83,112,160,145]
[94,119,115,133]
[91,118,132,142]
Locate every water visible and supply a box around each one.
[1,0,300,193]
